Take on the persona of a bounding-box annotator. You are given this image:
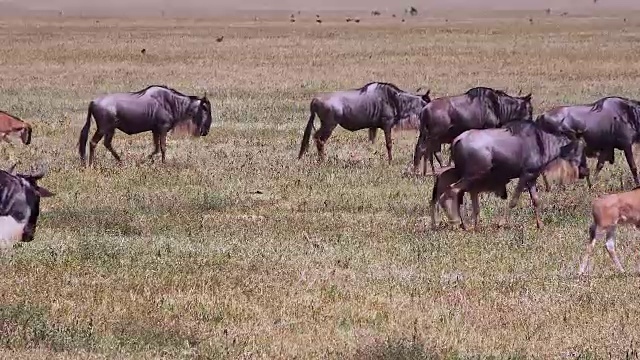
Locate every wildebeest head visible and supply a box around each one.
[502,93,533,123]
[558,140,588,180]
[394,88,431,126]
[188,93,213,137]
[0,167,54,243]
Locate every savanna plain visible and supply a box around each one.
[2,8,640,360]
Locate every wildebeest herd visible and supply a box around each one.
[1,82,640,275]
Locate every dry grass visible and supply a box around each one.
[2,10,640,359]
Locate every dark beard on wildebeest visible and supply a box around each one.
[77,85,213,167]
[297,81,431,165]
[444,120,586,230]
[412,86,533,175]
[536,96,640,188]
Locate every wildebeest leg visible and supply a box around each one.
[383,126,393,164]
[622,145,639,186]
[103,130,121,163]
[593,152,607,177]
[498,178,527,228]
[368,128,377,143]
[542,173,551,191]
[579,223,598,275]
[527,183,543,229]
[88,131,104,167]
[604,227,625,273]
[148,131,161,160]
[426,142,441,174]
[313,124,336,162]
[412,132,428,175]
[159,131,168,163]
[470,191,480,230]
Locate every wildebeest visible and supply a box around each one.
[0,111,32,145]
[0,165,54,246]
[78,85,212,167]
[412,87,533,175]
[297,82,431,164]
[443,120,587,230]
[536,96,640,187]
[579,186,640,275]
[429,165,507,230]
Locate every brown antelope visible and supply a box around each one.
[0,111,32,145]
[579,186,640,275]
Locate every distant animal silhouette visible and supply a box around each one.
[140,48,146,55]
[216,36,224,42]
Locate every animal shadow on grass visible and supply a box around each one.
[43,207,143,236]
[351,339,528,360]
[351,340,438,360]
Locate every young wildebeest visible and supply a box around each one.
[78,85,213,167]
[0,111,32,145]
[579,186,640,275]
[412,87,533,175]
[0,165,54,247]
[431,158,581,229]
[444,121,587,230]
[429,165,507,230]
[536,96,640,187]
[297,82,431,164]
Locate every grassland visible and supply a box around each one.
[1,10,640,359]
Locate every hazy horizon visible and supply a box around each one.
[1,0,640,17]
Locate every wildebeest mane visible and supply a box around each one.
[504,120,547,156]
[590,96,640,133]
[465,86,509,99]
[356,81,405,94]
[131,84,190,98]
[465,87,510,119]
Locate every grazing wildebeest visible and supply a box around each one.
[0,111,32,145]
[413,87,533,175]
[536,96,640,187]
[0,165,54,246]
[297,82,431,164]
[579,186,640,275]
[78,85,212,167]
[444,120,587,230]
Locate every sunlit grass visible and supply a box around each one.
[1,11,640,359]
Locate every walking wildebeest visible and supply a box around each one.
[579,186,640,275]
[78,85,213,167]
[0,165,54,246]
[444,120,587,230]
[0,111,32,145]
[297,82,431,164]
[429,165,507,230]
[536,96,640,187]
[413,87,533,175]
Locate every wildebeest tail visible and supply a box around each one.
[298,99,318,159]
[78,101,94,162]
[412,107,430,169]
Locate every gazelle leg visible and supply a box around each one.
[604,227,625,273]
[579,223,598,275]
